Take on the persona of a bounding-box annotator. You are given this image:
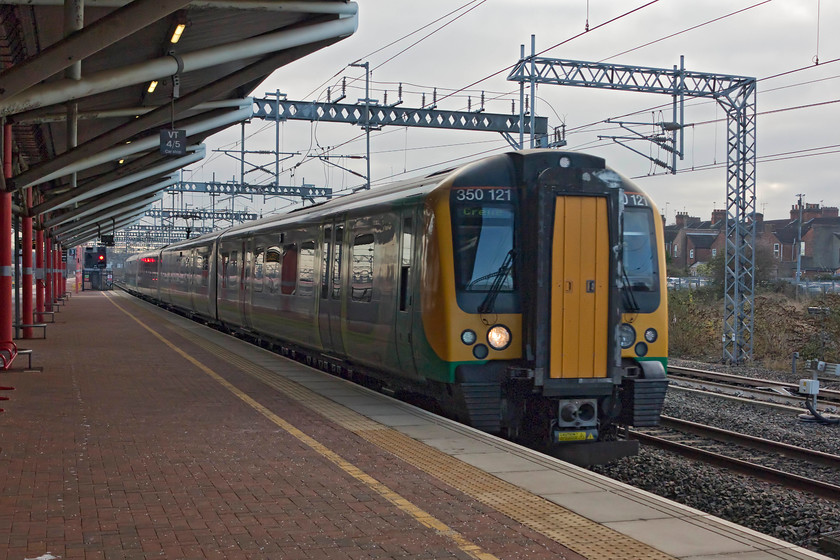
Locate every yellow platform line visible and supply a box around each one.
[106,294,499,560]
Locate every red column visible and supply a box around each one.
[1,125,12,345]
[35,228,44,314]
[53,244,59,302]
[56,246,63,298]
[22,190,32,338]
[75,244,81,293]
[52,246,57,301]
[44,236,52,306]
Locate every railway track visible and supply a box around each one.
[630,415,840,500]
[668,364,840,410]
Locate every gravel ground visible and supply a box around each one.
[592,358,840,557]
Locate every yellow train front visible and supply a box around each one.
[421,150,668,465]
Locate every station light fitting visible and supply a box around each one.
[170,23,186,44]
[147,80,159,93]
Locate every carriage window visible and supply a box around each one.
[332,226,343,299]
[228,250,239,291]
[220,252,229,289]
[399,216,412,311]
[198,248,210,288]
[265,246,281,293]
[321,227,331,299]
[352,233,374,302]
[254,247,264,293]
[298,241,316,297]
[280,244,297,295]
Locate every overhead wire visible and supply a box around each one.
[600,0,775,62]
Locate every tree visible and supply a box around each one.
[707,242,775,292]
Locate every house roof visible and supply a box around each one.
[686,232,718,249]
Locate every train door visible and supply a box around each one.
[395,209,417,375]
[318,221,345,355]
[550,195,610,378]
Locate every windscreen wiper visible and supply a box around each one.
[621,264,641,313]
[478,250,515,314]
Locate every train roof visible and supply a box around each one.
[155,149,656,253]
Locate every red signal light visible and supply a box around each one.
[98,255,105,261]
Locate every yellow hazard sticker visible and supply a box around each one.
[556,431,596,442]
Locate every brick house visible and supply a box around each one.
[666,210,726,274]
[762,203,840,278]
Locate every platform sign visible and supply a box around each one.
[100,234,115,247]
[160,129,186,156]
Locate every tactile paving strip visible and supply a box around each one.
[168,321,676,560]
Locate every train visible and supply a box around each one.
[122,149,668,465]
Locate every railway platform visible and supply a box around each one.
[0,289,831,559]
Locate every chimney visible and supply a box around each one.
[803,203,822,222]
[675,211,688,228]
[711,209,726,225]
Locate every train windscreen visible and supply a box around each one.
[450,186,519,313]
[622,207,660,312]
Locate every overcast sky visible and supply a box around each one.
[180,0,839,225]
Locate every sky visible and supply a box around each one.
[174,0,840,226]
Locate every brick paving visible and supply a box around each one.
[0,292,584,560]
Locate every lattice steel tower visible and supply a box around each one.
[508,45,757,363]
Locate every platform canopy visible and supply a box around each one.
[0,0,357,245]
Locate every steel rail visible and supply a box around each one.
[669,365,840,404]
[628,428,840,501]
[659,416,840,468]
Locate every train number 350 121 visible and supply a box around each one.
[454,187,512,202]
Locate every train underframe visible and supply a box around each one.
[235,323,665,466]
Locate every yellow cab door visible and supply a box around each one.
[550,195,609,379]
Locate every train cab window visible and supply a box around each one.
[622,207,660,312]
[452,204,515,292]
[450,190,519,314]
[298,241,316,297]
[352,233,374,302]
[280,244,297,295]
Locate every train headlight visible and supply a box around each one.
[487,325,512,350]
[619,323,635,349]
[461,329,477,345]
[635,342,648,357]
[644,328,658,343]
